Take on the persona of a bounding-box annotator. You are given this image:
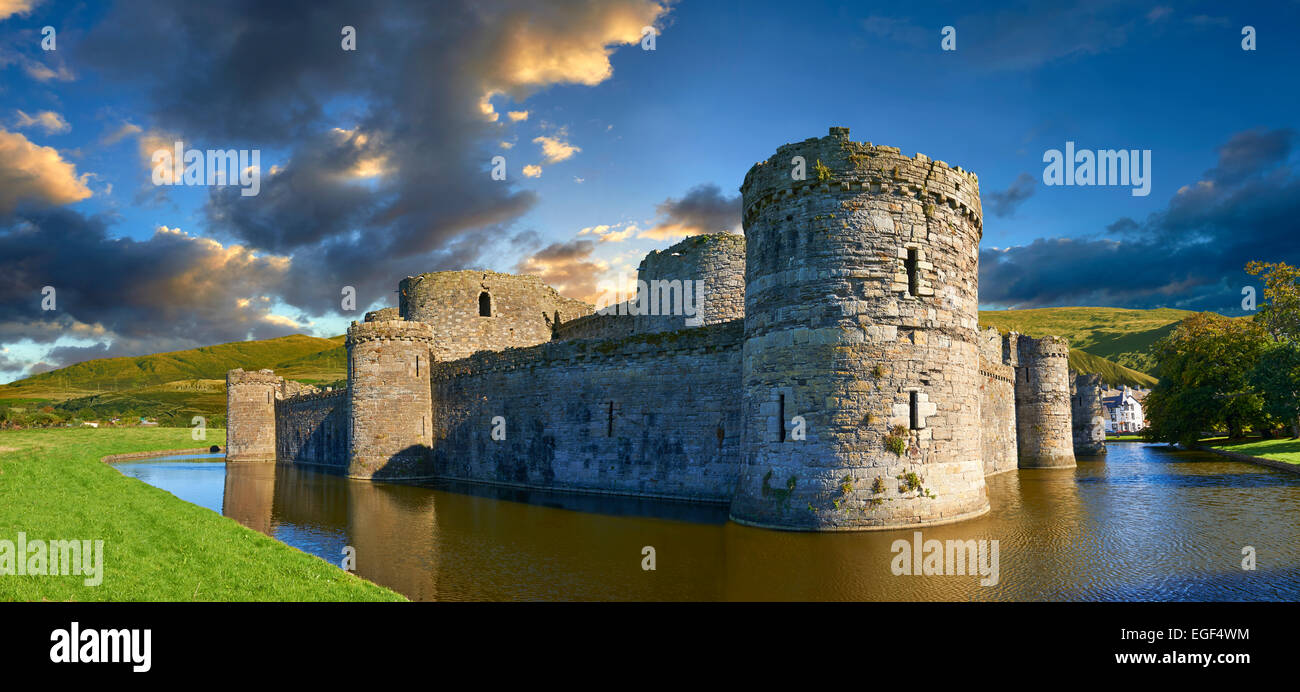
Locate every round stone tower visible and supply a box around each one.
[346,318,436,479]
[729,126,989,530]
[225,368,280,462]
[1014,335,1077,468]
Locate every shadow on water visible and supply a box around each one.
[111,442,1300,602]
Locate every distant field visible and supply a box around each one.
[0,334,344,400]
[979,306,1196,375]
[0,334,346,427]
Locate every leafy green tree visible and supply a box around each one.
[1246,261,1300,342]
[1249,343,1300,437]
[1145,312,1270,445]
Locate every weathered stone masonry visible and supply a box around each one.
[231,127,1080,532]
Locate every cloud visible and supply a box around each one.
[577,222,637,242]
[507,110,529,122]
[0,128,92,215]
[522,164,542,178]
[100,121,143,146]
[515,238,605,302]
[13,109,70,134]
[0,211,295,371]
[985,172,1036,217]
[0,1,39,21]
[862,3,1152,72]
[68,0,669,320]
[639,183,741,240]
[533,134,580,163]
[980,127,1300,312]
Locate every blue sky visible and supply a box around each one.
[1,0,1298,382]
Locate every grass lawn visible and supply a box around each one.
[1203,436,1300,465]
[0,427,404,601]
[1106,434,1149,441]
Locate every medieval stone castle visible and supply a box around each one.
[226,127,1107,532]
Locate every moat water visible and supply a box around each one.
[113,442,1300,601]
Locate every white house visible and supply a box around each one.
[1103,386,1145,433]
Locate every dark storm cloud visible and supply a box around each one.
[981,128,1300,311]
[641,183,741,240]
[0,208,294,367]
[71,0,667,316]
[985,172,1036,218]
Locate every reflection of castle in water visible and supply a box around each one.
[226,127,1108,532]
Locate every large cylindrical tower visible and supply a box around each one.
[729,126,989,530]
[346,317,436,479]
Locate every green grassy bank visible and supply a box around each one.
[1201,436,1300,466]
[0,427,404,601]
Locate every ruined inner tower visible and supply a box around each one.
[225,369,280,462]
[729,126,990,530]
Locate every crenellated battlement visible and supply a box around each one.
[278,387,347,405]
[227,368,282,387]
[364,307,401,322]
[740,127,982,233]
[345,320,435,346]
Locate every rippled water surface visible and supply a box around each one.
[114,443,1300,601]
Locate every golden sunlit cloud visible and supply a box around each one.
[13,109,70,134]
[0,127,92,214]
[534,134,580,164]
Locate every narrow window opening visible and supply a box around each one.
[778,393,787,443]
[607,401,615,437]
[415,355,420,377]
[909,391,920,430]
[479,291,492,317]
[905,248,919,297]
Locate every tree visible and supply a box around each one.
[1250,343,1300,437]
[1246,261,1300,342]
[1144,312,1270,445]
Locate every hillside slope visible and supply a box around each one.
[979,307,1196,375]
[1067,349,1157,388]
[0,334,344,402]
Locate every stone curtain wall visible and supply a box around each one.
[428,322,745,502]
[1071,372,1107,456]
[552,309,637,341]
[399,270,592,361]
[633,233,746,334]
[1014,335,1077,468]
[347,320,436,479]
[275,389,349,469]
[730,127,989,530]
[980,356,1018,476]
[226,369,282,462]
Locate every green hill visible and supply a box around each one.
[979,307,1197,375]
[1067,349,1157,388]
[0,334,344,402]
